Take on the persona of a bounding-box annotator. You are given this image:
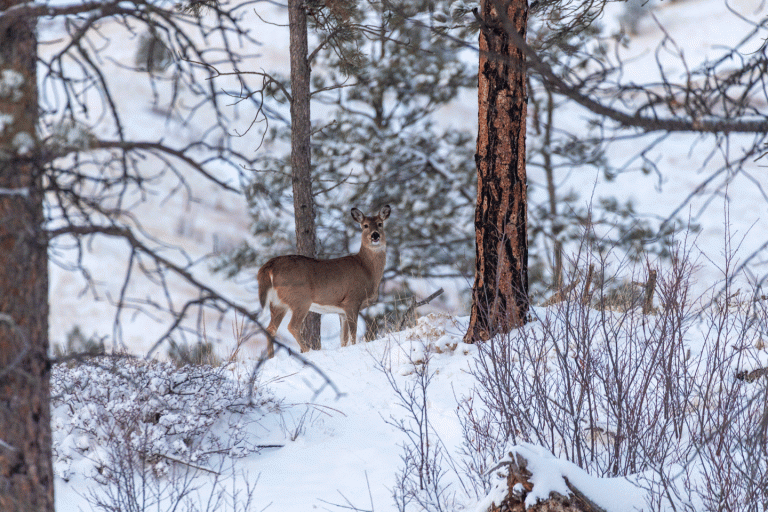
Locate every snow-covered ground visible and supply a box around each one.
[53,297,768,510]
[53,314,476,510]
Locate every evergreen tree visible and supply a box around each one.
[226,0,477,334]
[288,0,322,349]
[464,0,530,343]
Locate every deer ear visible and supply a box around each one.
[378,205,391,221]
[351,208,365,224]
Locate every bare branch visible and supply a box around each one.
[484,3,768,134]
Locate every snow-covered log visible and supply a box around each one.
[475,445,645,512]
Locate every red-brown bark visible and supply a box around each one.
[465,0,529,343]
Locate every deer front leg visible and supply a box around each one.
[346,308,360,346]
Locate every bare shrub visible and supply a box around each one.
[461,236,768,510]
[378,344,458,512]
[53,325,105,360]
[167,339,221,367]
[88,443,260,512]
[134,30,173,73]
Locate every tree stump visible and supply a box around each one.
[485,453,606,512]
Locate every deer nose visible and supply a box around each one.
[371,231,380,242]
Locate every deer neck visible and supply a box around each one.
[357,243,386,282]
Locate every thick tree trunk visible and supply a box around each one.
[0,5,55,511]
[465,0,529,343]
[288,0,321,350]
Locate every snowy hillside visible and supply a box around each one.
[53,288,768,510]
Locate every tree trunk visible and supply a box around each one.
[0,5,55,511]
[465,0,529,343]
[543,88,563,290]
[288,0,321,350]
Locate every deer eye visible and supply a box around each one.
[364,224,369,228]
[377,223,382,228]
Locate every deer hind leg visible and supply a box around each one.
[265,304,287,358]
[339,315,346,347]
[286,304,311,353]
[339,313,353,347]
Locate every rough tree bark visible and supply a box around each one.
[0,2,55,510]
[288,0,321,350]
[465,0,529,343]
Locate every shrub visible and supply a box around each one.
[51,357,270,481]
[460,240,768,510]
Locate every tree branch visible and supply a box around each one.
[47,224,345,399]
[487,0,768,134]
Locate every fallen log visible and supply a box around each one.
[476,445,642,512]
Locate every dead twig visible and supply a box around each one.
[397,288,445,330]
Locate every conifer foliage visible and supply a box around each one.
[228,0,478,331]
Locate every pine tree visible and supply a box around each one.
[228,0,477,336]
[288,0,321,349]
[464,0,530,343]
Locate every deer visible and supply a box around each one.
[257,205,391,358]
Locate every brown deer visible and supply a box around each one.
[257,205,391,357]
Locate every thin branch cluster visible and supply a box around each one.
[4,0,280,355]
[462,238,768,510]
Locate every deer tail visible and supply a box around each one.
[257,262,274,309]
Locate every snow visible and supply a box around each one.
[0,68,25,101]
[13,131,35,154]
[0,113,13,133]
[478,444,647,512]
